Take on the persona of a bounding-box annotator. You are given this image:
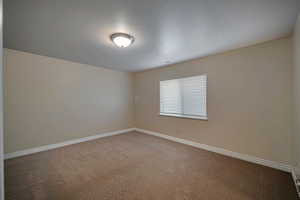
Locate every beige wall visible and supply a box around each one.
[4,49,134,153]
[293,15,300,173]
[134,37,293,165]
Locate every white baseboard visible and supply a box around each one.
[4,127,293,173]
[135,128,292,172]
[292,168,300,198]
[4,128,135,160]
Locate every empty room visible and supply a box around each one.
[2,0,300,199]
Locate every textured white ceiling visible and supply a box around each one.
[4,0,300,71]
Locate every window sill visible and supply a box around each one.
[159,113,208,120]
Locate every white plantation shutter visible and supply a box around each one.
[160,80,182,114]
[182,75,207,116]
[160,75,207,118]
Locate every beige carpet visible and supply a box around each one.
[5,131,298,200]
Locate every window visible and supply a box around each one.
[160,75,207,120]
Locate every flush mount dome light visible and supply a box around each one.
[110,33,134,48]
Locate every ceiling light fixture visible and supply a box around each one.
[110,33,134,48]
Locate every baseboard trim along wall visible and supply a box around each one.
[292,168,300,198]
[4,127,293,173]
[4,128,135,159]
[135,128,292,173]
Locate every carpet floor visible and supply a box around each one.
[5,131,298,200]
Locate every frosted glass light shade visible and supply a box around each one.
[110,33,134,48]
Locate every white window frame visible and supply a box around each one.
[159,74,208,120]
